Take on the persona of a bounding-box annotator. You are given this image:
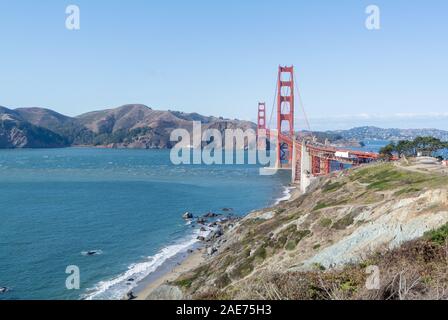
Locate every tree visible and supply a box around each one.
[379,137,448,159]
[379,143,395,160]
[395,140,414,157]
[413,137,447,154]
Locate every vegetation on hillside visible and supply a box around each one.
[380,136,448,159]
[221,229,448,300]
[173,162,448,300]
[91,127,156,146]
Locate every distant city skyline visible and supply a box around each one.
[1,0,447,130]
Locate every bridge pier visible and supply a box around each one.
[300,143,316,193]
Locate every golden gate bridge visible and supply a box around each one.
[257,66,379,191]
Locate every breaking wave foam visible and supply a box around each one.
[82,228,210,300]
[274,186,294,205]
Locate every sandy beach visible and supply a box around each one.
[136,248,206,300]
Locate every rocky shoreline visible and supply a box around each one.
[134,188,300,300]
[132,207,248,300]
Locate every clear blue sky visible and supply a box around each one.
[1,0,447,130]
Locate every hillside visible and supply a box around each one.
[0,107,69,148]
[76,104,255,149]
[14,107,94,145]
[159,159,448,300]
[0,105,255,149]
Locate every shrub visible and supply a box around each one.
[319,218,332,228]
[424,223,448,245]
[332,214,355,230]
[323,181,345,193]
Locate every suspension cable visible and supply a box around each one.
[294,70,312,135]
[268,73,278,130]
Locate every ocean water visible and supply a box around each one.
[0,148,290,300]
[351,139,390,153]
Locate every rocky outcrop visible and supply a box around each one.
[183,212,194,220]
[300,189,448,269]
[0,109,69,148]
[145,285,184,300]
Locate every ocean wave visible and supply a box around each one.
[274,186,295,205]
[82,228,210,300]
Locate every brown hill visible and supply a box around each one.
[0,104,255,148]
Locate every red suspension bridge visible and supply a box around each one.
[257,66,380,191]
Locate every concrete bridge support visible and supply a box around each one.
[300,143,317,193]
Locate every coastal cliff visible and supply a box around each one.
[153,159,448,300]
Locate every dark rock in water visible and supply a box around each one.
[221,208,233,212]
[0,287,10,294]
[86,250,102,256]
[197,236,206,242]
[188,249,194,254]
[196,218,207,224]
[127,278,135,282]
[82,250,102,256]
[204,212,221,218]
[183,212,194,220]
[200,227,207,232]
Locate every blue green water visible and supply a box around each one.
[0,148,290,300]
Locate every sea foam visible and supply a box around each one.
[82,228,210,300]
[274,186,295,205]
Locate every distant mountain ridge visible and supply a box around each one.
[2,105,447,149]
[0,104,255,149]
[325,126,448,142]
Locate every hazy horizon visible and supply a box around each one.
[2,102,448,132]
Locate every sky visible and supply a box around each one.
[0,0,447,131]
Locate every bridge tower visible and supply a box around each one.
[257,102,267,149]
[276,66,295,168]
[257,102,266,133]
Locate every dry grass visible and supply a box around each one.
[195,232,448,300]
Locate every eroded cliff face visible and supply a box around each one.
[172,160,448,300]
[0,119,68,148]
